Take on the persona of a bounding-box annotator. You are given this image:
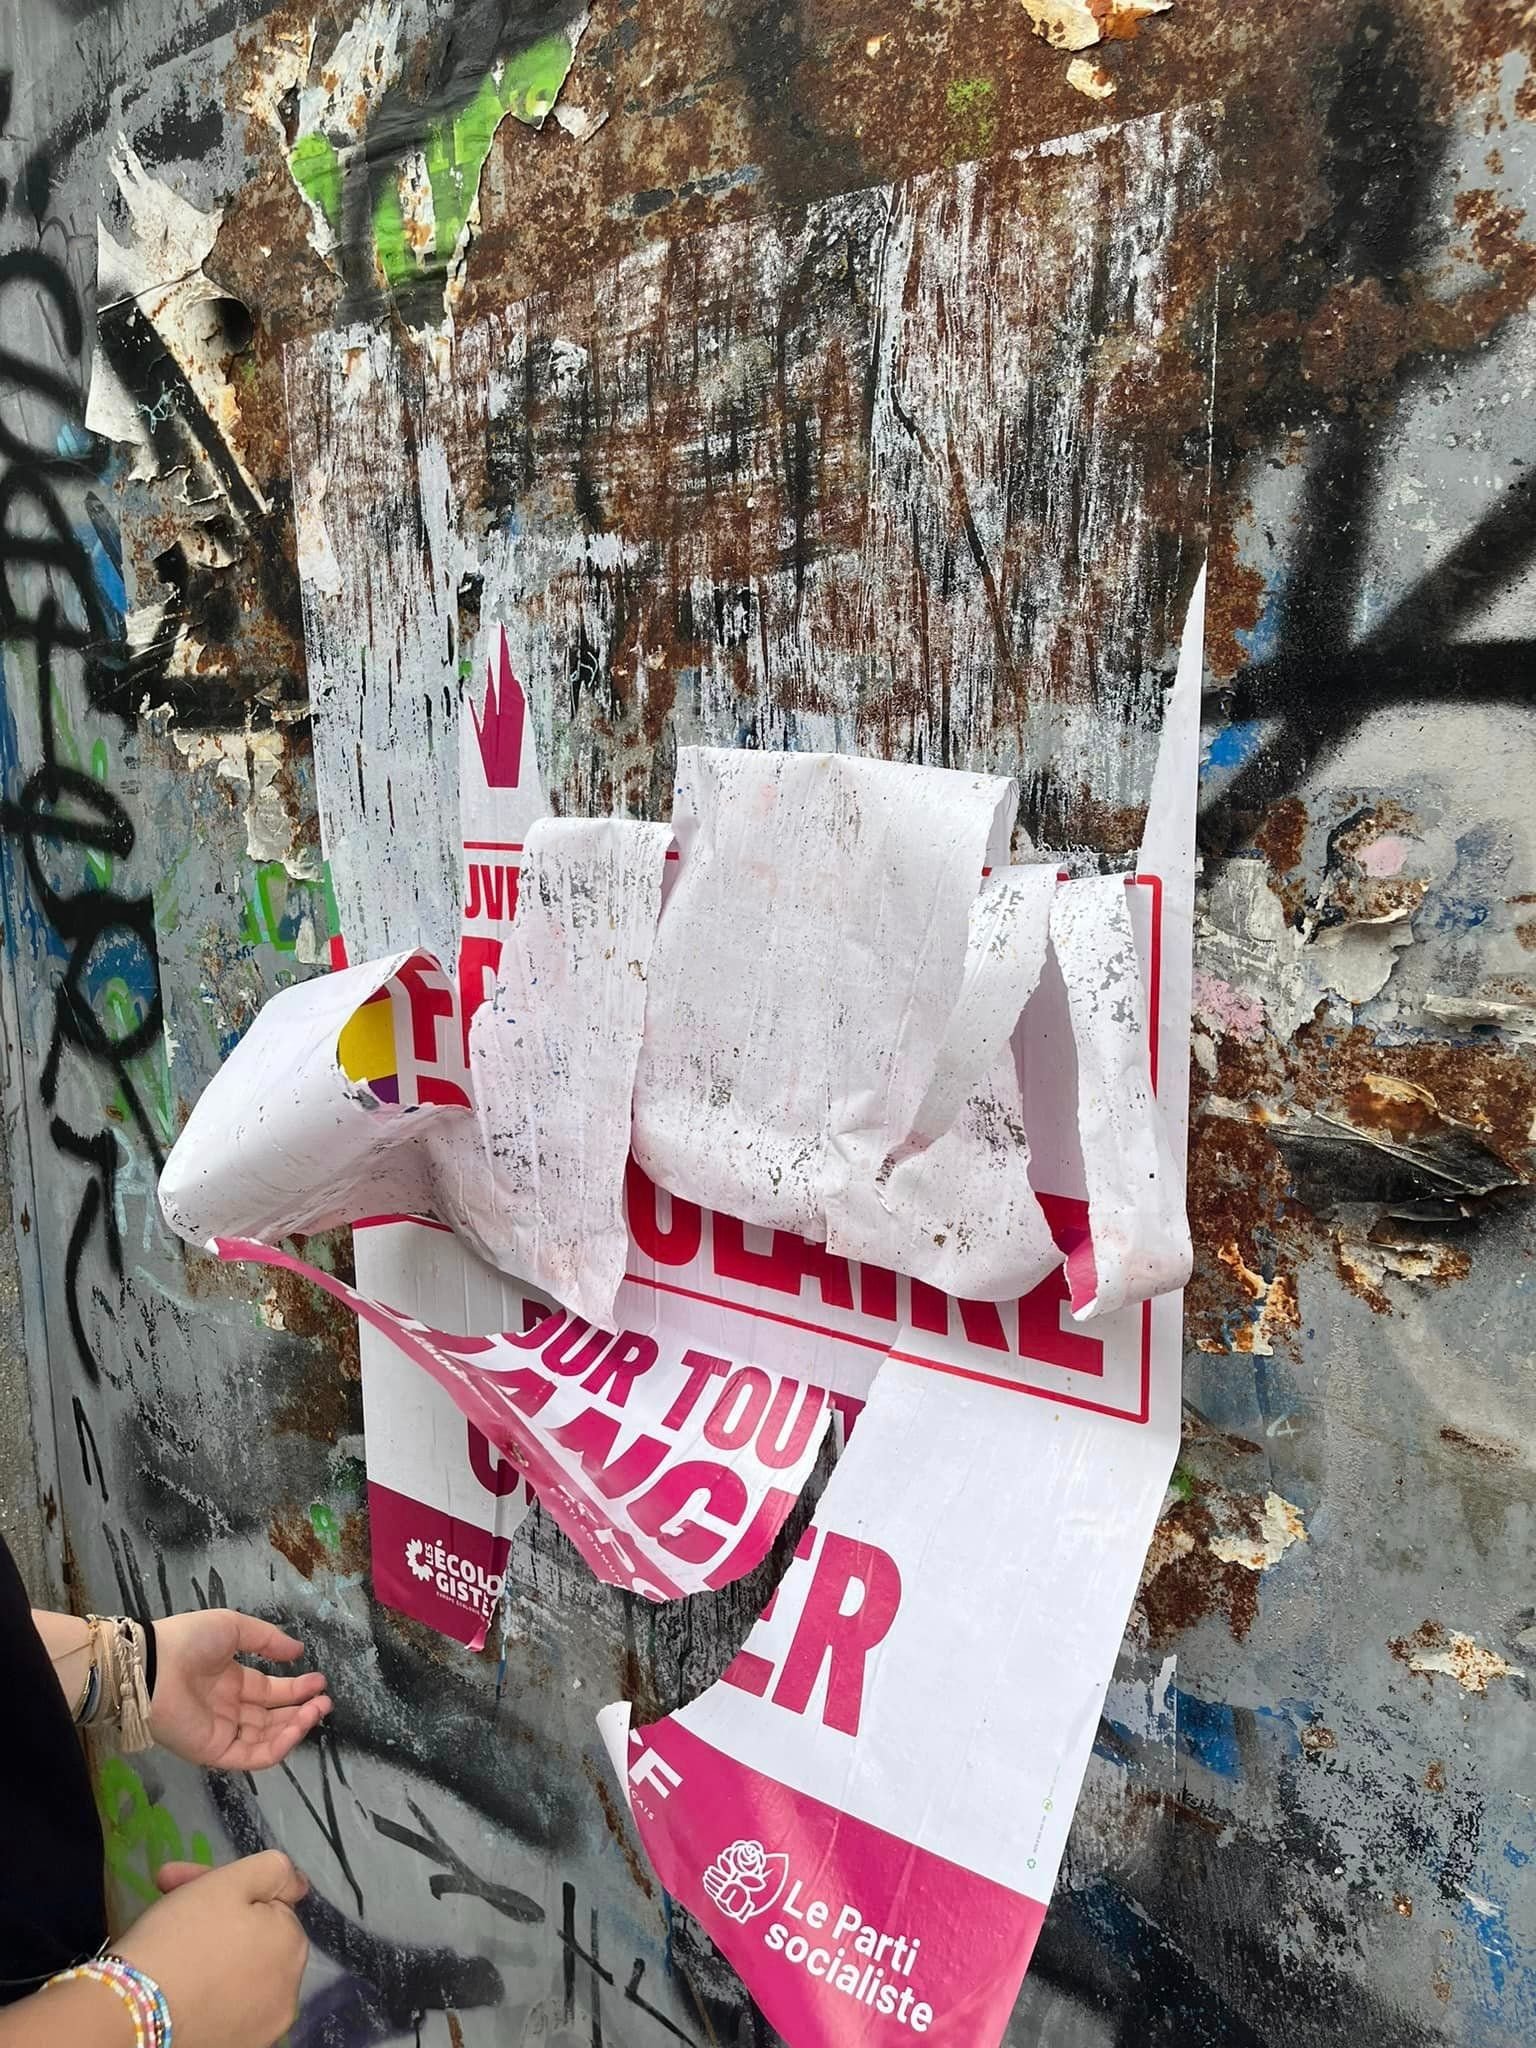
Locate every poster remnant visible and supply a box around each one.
[598,566,1204,2047]
[353,1216,540,1647]
[170,105,1215,2040]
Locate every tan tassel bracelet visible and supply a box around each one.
[72,1614,155,1752]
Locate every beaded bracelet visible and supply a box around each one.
[46,1955,173,2046]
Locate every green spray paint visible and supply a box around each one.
[289,131,344,243]
[48,681,112,887]
[101,981,175,1145]
[290,35,575,300]
[309,1501,342,1552]
[97,1755,214,1905]
[239,860,327,954]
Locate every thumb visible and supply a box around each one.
[234,1849,310,1908]
[155,1861,213,1894]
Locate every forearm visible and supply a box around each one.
[29,1607,91,1713]
[0,1978,136,2046]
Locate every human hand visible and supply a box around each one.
[116,1852,309,2048]
[149,1609,332,1769]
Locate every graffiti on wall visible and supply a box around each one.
[3,0,1536,2043]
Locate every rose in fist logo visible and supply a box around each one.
[702,1840,789,1924]
[405,1538,434,1582]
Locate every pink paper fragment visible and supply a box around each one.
[216,1235,829,1600]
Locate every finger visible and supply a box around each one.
[235,1850,310,1907]
[230,1613,306,1663]
[155,1861,214,1893]
[240,1667,330,1709]
[226,1697,334,1773]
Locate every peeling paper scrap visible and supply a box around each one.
[160,728,673,1332]
[471,817,672,1326]
[612,864,1169,1407]
[835,864,1061,1302]
[355,1218,538,1648]
[1052,875,1191,1319]
[632,748,1018,1254]
[158,951,444,1242]
[220,1239,830,1601]
[600,570,1205,2040]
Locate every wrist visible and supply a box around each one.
[41,1964,168,2046]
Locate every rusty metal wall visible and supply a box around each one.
[1,1,1534,2045]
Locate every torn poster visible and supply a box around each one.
[226,105,1215,2043]
[160,706,1185,1605]
[229,1233,832,1602]
[597,566,1204,2047]
[162,719,1187,1337]
[353,1217,540,1648]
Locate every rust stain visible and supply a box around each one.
[1390,1620,1519,1693]
[1300,1724,1337,1753]
[1205,517,1268,683]
[446,2016,466,2048]
[582,1755,656,1898]
[1439,1423,1519,1462]
[269,1504,370,1582]
[1253,794,1308,880]
[1393,1894,1414,1918]
[1424,1761,1447,1793]
[1138,1497,1263,1645]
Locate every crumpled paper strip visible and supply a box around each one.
[829,862,1061,1300]
[1051,874,1191,1319]
[632,748,1018,1252]
[470,817,672,1326]
[158,950,439,1242]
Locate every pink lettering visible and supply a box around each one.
[703,1367,772,1450]
[660,1348,729,1429]
[772,1531,902,1736]
[582,1332,658,1407]
[549,1409,667,1498]
[1020,1194,1103,1374]
[493,1367,556,1417]
[704,1486,800,1590]
[467,1423,522,1497]
[626,1161,703,1266]
[755,1379,825,1469]
[629,1461,748,1563]
[713,1217,855,1309]
[456,935,502,1059]
[541,1318,613,1378]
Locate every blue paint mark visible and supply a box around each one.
[1505,1842,1531,1868]
[80,927,159,1015]
[1175,1692,1241,1779]
[1235,567,1286,665]
[1462,1892,1514,1997]
[0,659,70,967]
[75,521,126,624]
[1200,719,1266,780]
[1252,1702,1304,1761]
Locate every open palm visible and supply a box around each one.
[148,1609,333,1771]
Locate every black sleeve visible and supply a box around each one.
[0,1535,108,2004]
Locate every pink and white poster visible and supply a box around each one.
[159,566,1202,2041]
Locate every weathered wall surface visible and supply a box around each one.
[1,1,1534,2045]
